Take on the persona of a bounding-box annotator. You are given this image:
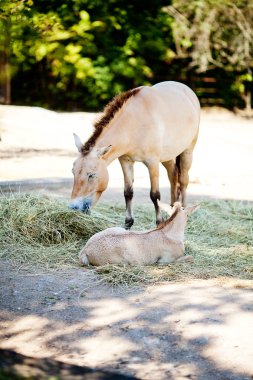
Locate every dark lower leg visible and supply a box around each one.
[119,157,135,230]
[146,160,162,225]
[150,190,163,225]
[124,187,134,229]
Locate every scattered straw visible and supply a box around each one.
[95,264,154,288]
[0,194,252,287]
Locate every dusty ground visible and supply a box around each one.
[0,105,253,379]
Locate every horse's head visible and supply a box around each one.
[70,134,111,213]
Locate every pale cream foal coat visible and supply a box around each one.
[79,203,199,266]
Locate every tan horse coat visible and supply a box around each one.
[79,203,199,266]
[71,81,200,228]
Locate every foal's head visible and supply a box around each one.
[70,134,111,213]
[158,201,200,231]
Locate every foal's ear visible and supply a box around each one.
[157,200,173,216]
[97,145,112,158]
[73,133,83,152]
[184,204,200,215]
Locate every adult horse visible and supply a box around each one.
[70,81,200,229]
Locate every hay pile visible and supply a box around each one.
[0,193,114,269]
[0,193,252,285]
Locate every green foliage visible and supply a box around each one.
[0,0,252,110]
[1,0,173,110]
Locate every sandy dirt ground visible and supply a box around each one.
[0,105,253,380]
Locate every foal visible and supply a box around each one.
[79,202,199,266]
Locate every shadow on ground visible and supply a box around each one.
[0,264,252,380]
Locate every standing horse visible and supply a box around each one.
[70,81,200,228]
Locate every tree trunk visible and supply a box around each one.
[0,18,11,105]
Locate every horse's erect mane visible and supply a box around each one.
[81,87,141,155]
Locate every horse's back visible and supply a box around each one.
[151,81,200,112]
[133,81,200,160]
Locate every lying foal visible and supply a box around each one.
[79,202,199,266]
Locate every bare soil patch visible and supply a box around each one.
[1,263,253,380]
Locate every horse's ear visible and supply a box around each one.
[97,145,112,158]
[73,133,83,152]
[184,204,200,215]
[157,200,173,216]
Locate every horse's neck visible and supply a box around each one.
[96,112,133,165]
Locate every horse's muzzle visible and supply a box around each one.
[69,197,92,213]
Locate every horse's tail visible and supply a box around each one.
[175,155,181,199]
[176,155,181,177]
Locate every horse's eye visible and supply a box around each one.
[87,172,96,181]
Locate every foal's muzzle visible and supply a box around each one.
[69,197,92,213]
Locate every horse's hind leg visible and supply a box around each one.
[162,160,180,206]
[177,149,193,207]
[119,157,135,229]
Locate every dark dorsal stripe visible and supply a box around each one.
[81,87,141,155]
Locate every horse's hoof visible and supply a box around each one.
[156,217,164,227]
[125,217,134,230]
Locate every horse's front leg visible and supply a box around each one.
[119,156,135,229]
[145,160,163,226]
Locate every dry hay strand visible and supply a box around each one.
[0,194,253,287]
